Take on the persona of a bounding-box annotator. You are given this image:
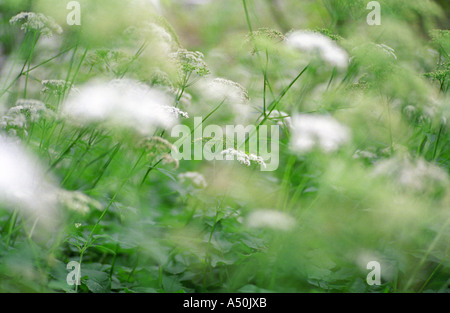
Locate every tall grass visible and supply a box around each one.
[0,0,448,293]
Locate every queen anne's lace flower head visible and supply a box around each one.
[209,78,250,104]
[170,48,210,77]
[372,156,449,192]
[57,190,102,215]
[163,106,189,118]
[196,77,252,123]
[290,114,351,153]
[246,209,295,231]
[286,30,349,69]
[178,171,208,188]
[1,99,52,136]
[62,79,181,135]
[221,148,266,168]
[41,80,70,96]
[10,12,63,37]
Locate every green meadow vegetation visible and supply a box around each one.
[0,0,448,293]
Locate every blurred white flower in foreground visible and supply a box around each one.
[290,114,351,153]
[372,156,449,192]
[221,148,266,168]
[286,31,349,68]
[0,135,58,226]
[246,209,295,231]
[178,171,208,188]
[62,79,186,135]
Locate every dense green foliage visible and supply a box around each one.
[0,0,448,293]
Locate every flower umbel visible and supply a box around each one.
[62,79,180,135]
[290,114,351,153]
[221,148,266,168]
[10,12,63,37]
[246,209,295,231]
[286,30,349,68]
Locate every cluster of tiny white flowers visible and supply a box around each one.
[9,12,63,37]
[57,190,102,215]
[372,157,449,192]
[290,114,351,153]
[209,78,250,104]
[286,30,349,68]
[126,22,175,53]
[62,79,180,135]
[41,80,69,95]
[163,105,189,118]
[170,48,210,76]
[197,77,252,123]
[0,99,51,135]
[178,171,208,188]
[221,148,266,168]
[148,22,173,44]
[246,209,296,231]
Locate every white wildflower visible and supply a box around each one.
[41,80,69,95]
[163,106,189,118]
[0,134,58,225]
[196,77,252,123]
[170,48,210,76]
[1,99,51,131]
[372,156,449,192]
[221,148,266,168]
[140,136,180,169]
[286,30,349,68]
[178,171,208,188]
[196,77,249,105]
[290,114,351,153]
[57,190,102,215]
[9,12,62,37]
[148,22,172,44]
[208,78,249,104]
[146,22,174,53]
[246,209,295,231]
[74,223,82,229]
[403,105,417,118]
[62,79,179,135]
[352,149,377,160]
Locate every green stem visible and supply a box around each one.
[76,149,146,292]
[23,32,41,98]
[5,209,18,247]
[404,217,450,291]
[432,124,443,161]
